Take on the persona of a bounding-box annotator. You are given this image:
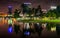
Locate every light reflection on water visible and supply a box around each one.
[0,17,60,36]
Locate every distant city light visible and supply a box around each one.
[8,27,13,33]
[42,9,47,11]
[50,6,57,10]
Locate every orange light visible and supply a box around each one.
[0,18,4,25]
[0,13,8,17]
[12,18,17,25]
[12,18,16,22]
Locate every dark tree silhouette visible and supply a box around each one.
[56,24,60,35]
[56,5,60,17]
[32,8,36,16]
[14,24,20,34]
[14,9,20,18]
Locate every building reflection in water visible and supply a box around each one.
[0,17,60,36]
[56,24,60,35]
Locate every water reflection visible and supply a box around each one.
[56,24,60,35]
[46,23,56,31]
[46,23,60,35]
[7,21,60,37]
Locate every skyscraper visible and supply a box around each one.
[8,6,12,14]
[21,3,31,14]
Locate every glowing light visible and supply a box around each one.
[42,17,49,20]
[51,27,56,32]
[8,19,13,24]
[50,6,57,10]
[13,18,16,22]
[8,6,12,8]
[24,23,30,29]
[24,31,30,36]
[0,13,8,17]
[42,9,47,11]
[16,18,21,20]
[19,14,23,16]
[34,17,37,20]
[24,3,31,4]
[8,27,13,33]
[8,15,12,16]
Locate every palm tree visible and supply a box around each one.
[46,9,57,19]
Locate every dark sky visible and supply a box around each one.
[0,0,60,13]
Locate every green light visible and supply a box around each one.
[8,19,13,24]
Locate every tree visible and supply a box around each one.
[14,9,20,18]
[32,8,36,16]
[46,23,56,31]
[46,9,57,19]
[56,5,60,17]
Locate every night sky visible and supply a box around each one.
[0,0,60,13]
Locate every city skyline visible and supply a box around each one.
[0,0,60,13]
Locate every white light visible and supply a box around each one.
[42,9,47,11]
[50,6,57,9]
[24,3,31,4]
[19,14,23,16]
[24,23,30,29]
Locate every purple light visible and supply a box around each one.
[8,27,13,33]
[8,6,12,8]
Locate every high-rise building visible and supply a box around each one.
[8,6,12,14]
[35,5,43,17]
[21,3,31,14]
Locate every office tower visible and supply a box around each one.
[35,5,43,17]
[8,6,12,14]
[21,3,31,14]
